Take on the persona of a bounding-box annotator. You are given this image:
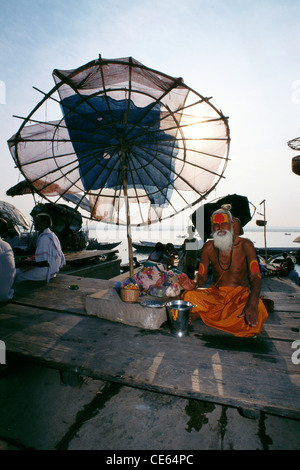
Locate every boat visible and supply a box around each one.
[256,255,278,275]
[132,240,182,253]
[268,253,297,266]
[120,257,146,273]
[132,241,155,253]
[86,239,122,251]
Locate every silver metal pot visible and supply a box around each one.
[165,300,194,337]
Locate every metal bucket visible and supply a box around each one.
[166,300,194,337]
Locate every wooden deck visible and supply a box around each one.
[0,274,300,419]
[62,249,121,279]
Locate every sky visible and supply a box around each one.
[0,0,300,230]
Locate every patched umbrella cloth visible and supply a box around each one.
[0,201,30,231]
[8,56,230,227]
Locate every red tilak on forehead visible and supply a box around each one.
[212,213,229,224]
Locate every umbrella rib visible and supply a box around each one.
[128,141,201,207]
[123,151,149,225]
[16,139,118,169]
[53,69,124,144]
[149,141,229,160]
[124,105,226,141]
[122,78,184,143]
[132,137,226,179]
[157,116,228,135]
[21,144,117,197]
[127,147,180,217]
[115,86,227,148]
[79,147,124,221]
[12,115,69,130]
[127,143,183,223]
[32,86,116,142]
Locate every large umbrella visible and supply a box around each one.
[7,56,230,276]
[7,180,91,213]
[191,193,256,241]
[0,200,30,231]
[30,202,82,232]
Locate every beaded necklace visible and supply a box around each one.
[217,246,233,271]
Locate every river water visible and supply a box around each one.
[87,224,300,271]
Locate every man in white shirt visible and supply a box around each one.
[0,218,16,302]
[15,213,65,282]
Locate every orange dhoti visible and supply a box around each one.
[182,285,268,338]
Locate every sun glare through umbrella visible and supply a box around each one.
[8,56,230,227]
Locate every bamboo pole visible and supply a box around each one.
[122,149,134,278]
[260,199,268,261]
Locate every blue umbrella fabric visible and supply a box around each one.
[8,56,230,227]
[60,94,177,208]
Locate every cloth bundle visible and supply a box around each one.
[135,261,182,297]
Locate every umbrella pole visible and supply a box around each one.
[122,150,135,278]
[260,199,268,261]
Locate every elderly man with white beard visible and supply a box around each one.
[179,209,268,337]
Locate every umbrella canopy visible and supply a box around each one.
[30,202,82,233]
[288,137,300,151]
[0,200,30,231]
[7,180,91,213]
[191,194,255,241]
[7,56,230,275]
[6,180,34,197]
[30,202,85,251]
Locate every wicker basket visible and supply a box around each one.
[120,283,140,303]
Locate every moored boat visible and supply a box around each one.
[133,240,182,253]
[86,239,121,251]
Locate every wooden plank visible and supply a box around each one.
[11,274,116,315]
[261,277,300,294]
[11,274,169,329]
[64,258,121,279]
[1,303,300,419]
[64,249,119,262]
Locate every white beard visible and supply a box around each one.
[213,230,233,253]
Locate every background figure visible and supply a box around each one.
[182,226,202,279]
[15,213,65,283]
[285,258,300,285]
[148,242,165,262]
[162,243,179,270]
[0,218,16,302]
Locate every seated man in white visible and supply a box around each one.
[15,213,65,282]
[0,218,16,302]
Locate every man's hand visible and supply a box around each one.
[178,273,196,291]
[238,303,258,327]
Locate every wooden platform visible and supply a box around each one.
[1,274,300,419]
[62,249,121,279]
